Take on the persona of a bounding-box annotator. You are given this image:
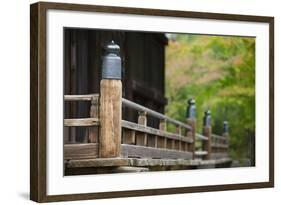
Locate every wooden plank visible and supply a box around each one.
[88,97,99,143]
[136,111,147,146]
[122,129,136,144]
[210,153,229,160]
[66,158,129,168]
[158,119,167,149]
[65,157,232,169]
[64,118,99,127]
[202,126,212,160]
[121,144,193,160]
[64,94,99,101]
[64,143,98,160]
[147,134,157,147]
[99,79,122,158]
[211,144,228,149]
[187,118,196,159]
[122,120,193,143]
[195,151,208,156]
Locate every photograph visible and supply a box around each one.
[63,28,255,175]
[30,2,274,202]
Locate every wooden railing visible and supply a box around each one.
[63,41,230,168]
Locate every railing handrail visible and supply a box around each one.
[64,94,99,101]
[212,133,228,140]
[122,98,192,130]
[196,133,208,141]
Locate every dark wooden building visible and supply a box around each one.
[64,28,168,143]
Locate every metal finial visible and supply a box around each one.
[203,110,211,127]
[102,40,122,80]
[223,121,229,133]
[186,98,196,119]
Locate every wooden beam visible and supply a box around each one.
[64,118,99,127]
[122,120,193,143]
[64,94,99,101]
[64,143,98,160]
[136,111,147,146]
[121,144,193,160]
[99,79,122,158]
[88,97,99,143]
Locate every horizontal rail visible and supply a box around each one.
[122,144,193,160]
[195,151,208,156]
[122,98,192,130]
[64,94,99,101]
[64,118,99,127]
[196,133,208,141]
[64,143,99,160]
[211,143,228,148]
[122,120,193,143]
[64,143,193,161]
[212,133,227,140]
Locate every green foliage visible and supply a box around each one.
[165,34,255,160]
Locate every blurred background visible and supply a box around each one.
[165,34,255,165]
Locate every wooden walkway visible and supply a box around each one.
[63,41,231,174]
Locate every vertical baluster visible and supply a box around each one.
[186,99,196,157]
[202,110,212,160]
[176,125,182,151]
[88,96,99,143]
[158,119,167,149]
[99,41,122,158]
[136,111,147,146]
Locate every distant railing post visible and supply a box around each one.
[186,99,196,158]
[99,41,122,158]
[202,110,212,160]
[223,121,229,147]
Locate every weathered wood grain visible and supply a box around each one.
[122,120,193,143]
[64,143,99,160]
[64,118,99,127]
[64,94,99,101]
[99,79,122,158]
[202,126,212,160]
[65,157,232,168]
[187,118,196,158]
[136,111,147,146]
[66,158,129,168]
[122,129,136,144]
[121,144,193,159]
[88,97,99,143]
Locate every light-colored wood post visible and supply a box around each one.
[176,125,182,151]
[186,99,196,158]
[99,41,122,158]
[202,110,212,160]
[158,119,167,149]
[88,96,99,143]
[136,111,148,146]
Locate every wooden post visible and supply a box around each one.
[202,110,212,160]
[222,121,229,152]
[158,119,167,149]
[99,41,122,158]
[88,96,99,143]
[186,99,196,158]
[136,111,148,146]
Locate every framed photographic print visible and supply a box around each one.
[30,1,274,202]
